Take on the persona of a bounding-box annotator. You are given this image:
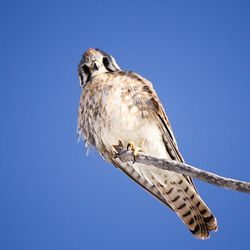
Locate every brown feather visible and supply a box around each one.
[78,51,218,239]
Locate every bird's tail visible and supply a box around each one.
[150,173,218,239]
[115,159,217,239]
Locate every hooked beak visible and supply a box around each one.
[92,62,99,71]
[84,48,99,71]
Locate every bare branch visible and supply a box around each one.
[115,147,250,194]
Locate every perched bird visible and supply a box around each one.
[77,48,217,239]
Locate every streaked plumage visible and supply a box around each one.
[77,48,218,239]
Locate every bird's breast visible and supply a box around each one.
[93,82,161,155]
[80,72,170,159]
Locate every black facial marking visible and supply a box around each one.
[82,64,91,82]
[102,57,114,72]
[93,63,98,71]
[103,57,109,67]
[82,65,90,75]
[95,48,120,72]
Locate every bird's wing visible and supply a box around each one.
[126,72,197,190]
[79,70,217,239]
[108,72,217,239]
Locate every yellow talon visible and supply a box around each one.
[127,142,141,157]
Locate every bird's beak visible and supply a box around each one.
[84,49,100,71]
[91,61,99,71]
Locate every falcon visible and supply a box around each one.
[77,48,217,239]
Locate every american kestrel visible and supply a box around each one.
[77,48,217,239]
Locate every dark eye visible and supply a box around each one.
[103,57,109,67]
[82,65,90,75]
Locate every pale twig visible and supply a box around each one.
[114,146,250,194]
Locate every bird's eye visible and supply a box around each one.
[82,65,90,75]
[103,57,109,67]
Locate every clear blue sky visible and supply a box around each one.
[1,0,249,249]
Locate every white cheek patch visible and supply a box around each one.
[110,56,121,70]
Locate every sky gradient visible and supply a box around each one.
[1,0,250,249]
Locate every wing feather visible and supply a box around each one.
[127,72,198,191]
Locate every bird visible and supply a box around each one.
[77,48,218,239]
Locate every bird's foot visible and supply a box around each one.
[127,141,141,163]
[111,141,141,163]
[112,140,124,158]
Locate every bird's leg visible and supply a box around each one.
[112,140,124,158]
[127,141,141,163]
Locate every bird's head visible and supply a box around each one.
[78,48,121,88]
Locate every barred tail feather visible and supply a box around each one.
[150,174,217,239]
[114,160,217,239]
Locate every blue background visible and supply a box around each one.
[1,0,250,249]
